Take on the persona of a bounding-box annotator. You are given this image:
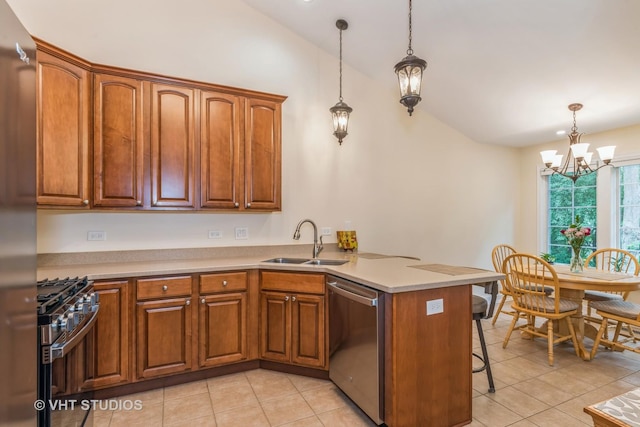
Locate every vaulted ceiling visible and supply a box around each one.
[242,0,640,147]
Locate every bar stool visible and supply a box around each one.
[473,281,498,393]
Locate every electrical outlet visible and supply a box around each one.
[321,227,332,236]
[208,230,222,239]
[426,298,444,315]
[234,227,249,240]
[87,231,106,241]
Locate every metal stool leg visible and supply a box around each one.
[472,317,495,393]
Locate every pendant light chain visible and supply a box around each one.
[572,109,578,134]
[339,26,343,101]
[407,0,414,55]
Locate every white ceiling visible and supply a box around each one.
[242,0,640,147]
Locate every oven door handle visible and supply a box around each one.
[50,306,99,360]
[327,281,377,307]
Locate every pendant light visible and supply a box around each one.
[394,0,427,116]
[329,19,352,145]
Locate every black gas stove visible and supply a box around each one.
[37,276,99,427]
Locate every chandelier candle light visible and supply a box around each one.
[329,19,352,145]
[394,0,427,116]
[540,103,616,182]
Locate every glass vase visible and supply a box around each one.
[569,247,584,273]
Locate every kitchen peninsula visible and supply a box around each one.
[38,247,502,427]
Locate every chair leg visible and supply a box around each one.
[491,294,507,325]
[503,311,519,349]
[547,320,554,366]
[473,318,495,393]
[590,317,609,360]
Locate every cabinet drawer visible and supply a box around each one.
[260,272,324,295]
[200,272,247,294]
[136,276,192,300]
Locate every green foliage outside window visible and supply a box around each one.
[548,173,597,264]
[620,165,640,259]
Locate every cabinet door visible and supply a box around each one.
[260,291,290,363]
[36,50,90,207]
[199,293,247,367]
[79,280,130,390]
[200,91,242,209]
[244,98,281,211]
[136,297,192,379]
[291,294,326,368]
[150,83,196,208]
[93,74,144,207]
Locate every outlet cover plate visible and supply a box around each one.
[234,227,249,240]
[426,298,444,315]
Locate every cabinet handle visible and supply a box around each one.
[136,200,142,206]
[201,298,205,304]
[222,280,228,287]
[246,203,251,208]
[234,202,239,208]
[162,285,168,291]
[285,296,289,301]
[82,200,89,205]
[186,299,191,305]
[292,296,296,302]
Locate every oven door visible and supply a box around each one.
[40,306,99,427]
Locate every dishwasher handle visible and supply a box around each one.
[327,281,378,307]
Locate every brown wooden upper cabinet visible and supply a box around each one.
[36,49,91,208]
[35,40,286,211]
[150,83,197,209]
[93,74,145,208]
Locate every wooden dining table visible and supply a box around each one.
[538,264,640,360]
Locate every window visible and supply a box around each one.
[620,164,640,258]
[547,173,597,264]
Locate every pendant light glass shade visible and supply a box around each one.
[330,19,352,145]
[330,101,352,144]
[395,55,427,116]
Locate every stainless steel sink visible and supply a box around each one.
[262,257,310,264]
[303,259,348,266]
[262,257,348,266]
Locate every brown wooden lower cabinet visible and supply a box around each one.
[199,292,247,367]
[79,280,130,390]
[136,297,193,379]
[260,271,326,369]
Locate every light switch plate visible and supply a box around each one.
[234,227,249,240]
[208,230,222,239]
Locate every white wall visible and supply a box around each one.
[517,123,640,254]
[10,0,520,269]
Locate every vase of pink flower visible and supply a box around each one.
[560,215,592,273]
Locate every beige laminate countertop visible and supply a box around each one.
[37,249,503,294]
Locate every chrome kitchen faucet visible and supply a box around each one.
[293,219,323,258]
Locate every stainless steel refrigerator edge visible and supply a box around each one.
[0,1,37,425]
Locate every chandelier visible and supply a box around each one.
[540,103,615,182]
[329,19,352,145]
[394,0,427,116]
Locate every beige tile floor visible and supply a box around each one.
[93,312,640,427]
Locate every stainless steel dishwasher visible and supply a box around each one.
[328,275,384,425]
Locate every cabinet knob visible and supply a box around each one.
[162,285,168,291]
[285,296,289,301]
[82,200,89,205]
[136,200,142,206]
[201,298,205,304]
[292,296,296,302]
[234,202,239,208]
[222,280,228,287]
[246,203,251,208]
[186,299,191,305]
